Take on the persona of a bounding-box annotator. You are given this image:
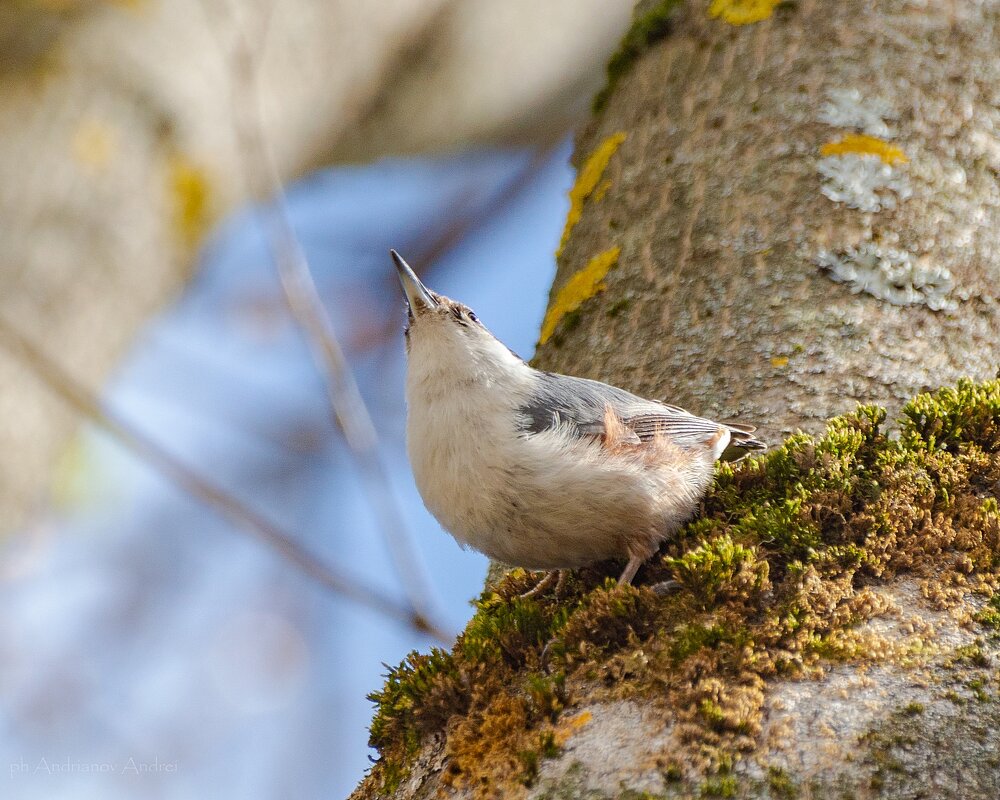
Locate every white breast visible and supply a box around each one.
[405,361,529,552]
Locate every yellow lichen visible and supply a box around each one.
[71,118,116,173]
[168,154,213,249]
[539,247,620,344]
[554,710,592,746]
[770,356,789,368]
[557,132,626,257]
[708,0,781,25]
[820,134,908,165]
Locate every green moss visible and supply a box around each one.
[361,379,1000,798]
[974,595,1000,630]
[525,671,567,721]
[966,677,991,703]
[700,774,739,797]
[559,308,584,335]
[900,378,1000,453]
[859,694,1000,798]
[593,0,684,113]
[665,533,769,608]
[902,702,925,716]
[766,765,798,798]
[669,621,743,663]
[518,731,560,786]
[951,641,991,669]
[462,594,568,666]
[367,648,462,755]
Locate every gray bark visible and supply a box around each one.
[539,0,999,442]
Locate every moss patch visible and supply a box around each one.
[358,379,1000,798]
[593,0,684,113]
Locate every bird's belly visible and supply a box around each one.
[410,429,682,570]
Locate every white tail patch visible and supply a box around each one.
[710,426,731,461]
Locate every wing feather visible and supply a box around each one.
[518,372,765,459]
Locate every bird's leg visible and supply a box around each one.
[617,556,643,586]
[520,569,558,599]
[618,539,657,586]
[553,569,567,597]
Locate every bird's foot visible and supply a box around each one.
[650,579,680,596]
[520,569,565,600]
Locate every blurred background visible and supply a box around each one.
[0,1,633,797]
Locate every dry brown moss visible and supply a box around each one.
[359,379,1000,798]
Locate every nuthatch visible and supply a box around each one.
[391,250,765,585]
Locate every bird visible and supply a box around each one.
[391,249,765,586]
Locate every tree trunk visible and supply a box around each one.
[540,0,998,443]
[355,2,1000,799]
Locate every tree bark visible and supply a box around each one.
[355,1,1000,798]
[539,0,999,442]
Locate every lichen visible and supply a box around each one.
[816,244,956,311]
[167,153,213,249]
[593,1,683,113]
[820,134,907,165]
[557,134,627,257]
[708,0,781,26]
[817,153,911,212]
[358,379,1000,799]
[540,247,621,345]
[818,89,896,138]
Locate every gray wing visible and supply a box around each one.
[519,372,765,460]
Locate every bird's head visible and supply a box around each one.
[390,249,524,382]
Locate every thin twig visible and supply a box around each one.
[201,0,448,633]
[0,314,451,644]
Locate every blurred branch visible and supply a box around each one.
[0,314,451,645]
[200,0,449,633]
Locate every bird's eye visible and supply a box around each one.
[468,311,478,323]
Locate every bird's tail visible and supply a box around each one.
[719,422,767,462]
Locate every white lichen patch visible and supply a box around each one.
[817,154,912,212]
[817,244,956,311]
[819,88,896,138]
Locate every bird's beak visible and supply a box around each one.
[390,249,437,312]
